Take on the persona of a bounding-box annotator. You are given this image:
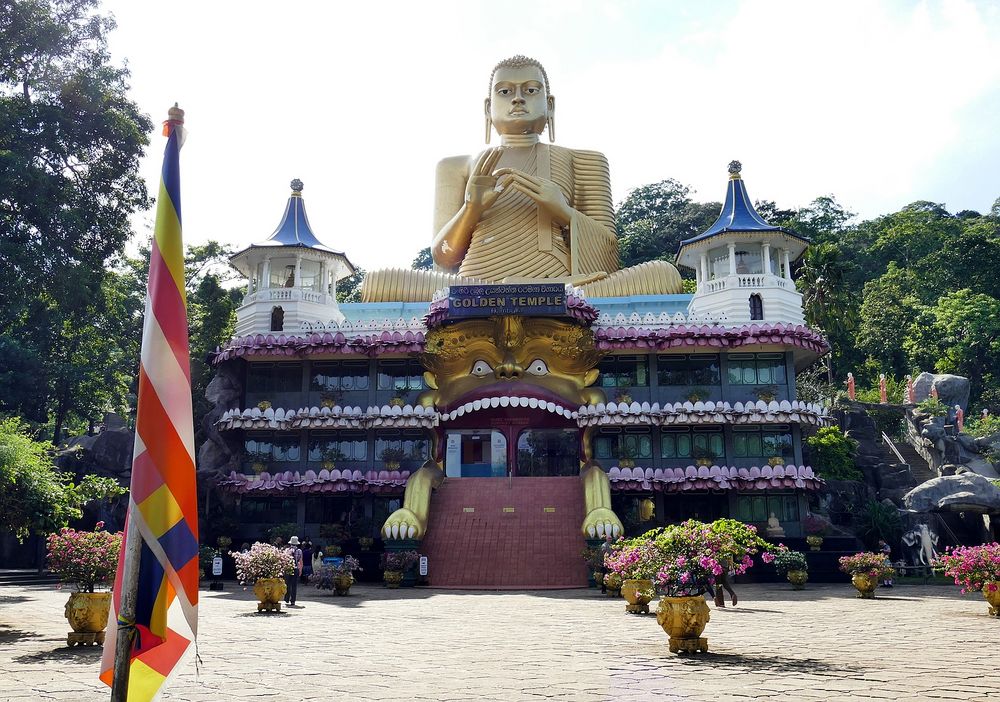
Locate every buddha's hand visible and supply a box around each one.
[582,507,623,540]
[465,147,505,211]
[494,167,574,226]
[382,507,424,541]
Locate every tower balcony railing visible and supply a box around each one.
[241,287,333,306]
[700,273,793,294]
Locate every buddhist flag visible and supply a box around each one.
[100,107,198,700]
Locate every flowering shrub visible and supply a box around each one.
[381,550,420,572]
[838,552,895,580]
[803,513,831,536]
[771,545,808,575]
[935,542,1000,594]
[605,530,663,581]
[229,542,294,584]
[653,520,773,597]
[313,556,362,590]
[46,523,122,592]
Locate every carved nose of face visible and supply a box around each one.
[496,360,523,380]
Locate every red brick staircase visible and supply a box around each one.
[420,477,590,589]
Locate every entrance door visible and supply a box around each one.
[444,430,508,478]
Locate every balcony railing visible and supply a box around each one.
[241,287,332,306]
[700,273,792,293]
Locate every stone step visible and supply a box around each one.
[420,477,589,589]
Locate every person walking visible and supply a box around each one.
[707,560,738,608]
[301,538,314,584]
[879,539,894,588]
[284,536,304,607]
[599,534,615,594]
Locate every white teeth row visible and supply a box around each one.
[444,397,579,421]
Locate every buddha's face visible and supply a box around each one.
[488,64,552,136]
[418,317,605,418]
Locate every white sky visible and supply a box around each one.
[104,0,1000,272]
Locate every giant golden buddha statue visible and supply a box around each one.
[361,55,682,302]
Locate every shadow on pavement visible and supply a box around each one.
[668,650,868,675]
[12,643,104,664]
[0,624,41,644]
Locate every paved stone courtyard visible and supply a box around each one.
[1,581,998,701]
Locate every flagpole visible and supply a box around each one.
[110,507,142,701]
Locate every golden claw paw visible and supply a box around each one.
[582,507,623,539]
[382,508,424,541]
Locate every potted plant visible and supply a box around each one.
[256,400,272,411]
[685,387,709,403]
[935,542,1000,616]
[754,385,779,403]
[803,513,829,551]
[246,447,271,475]
[581,546,602,588]
[319,391,342,409]
[230,542,295,612]
[653,519,773,653]
[380,446,406,470]
[614,387,633,405]
[46,523,122,646]
[358,536,375,551]
[838,552,896,599]
[314,555,362,596]
[691,445,717,468]
[318,523,350,547]
[772,545,809,589]
[605,533,661,614]
[381,550,419,588]
[320,446,345,470]
[389,389,410,408]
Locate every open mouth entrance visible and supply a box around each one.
[442,412,580,478]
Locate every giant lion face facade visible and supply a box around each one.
[418,316,606,417]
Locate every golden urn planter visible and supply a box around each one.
[384,570,403,588]
[604,571,622,597]
[984,583,1000,616]
[333,574,354,596]
[805,535,823,551]
[851,573,878,599]
[253,577,287,612]
[787,569,808,590]
[593,571,605,588]
[621,578,654,614]
[64,592,112,646]
[656,595,710,654]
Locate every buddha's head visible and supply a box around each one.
[418,316,604,417]
[486,55,555,140]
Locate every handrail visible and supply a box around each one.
[881,431,907,465]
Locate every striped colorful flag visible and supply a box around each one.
[100,107,199,700]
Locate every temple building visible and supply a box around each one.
[201,161,829,588]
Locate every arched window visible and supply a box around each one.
[270,306,284,332]
[749,294,763,321]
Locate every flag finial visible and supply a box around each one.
[291,178,304,195]
[163,104,185,136]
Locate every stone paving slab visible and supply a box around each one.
[1,582,998,701]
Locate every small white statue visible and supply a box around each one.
[766,512,785,538]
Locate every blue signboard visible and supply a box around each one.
[448,283,567,318]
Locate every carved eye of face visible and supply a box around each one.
[525,359,549,376]
[471,360,494,377]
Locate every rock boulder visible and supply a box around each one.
[912,372,970,410]
[903,473,1000,513]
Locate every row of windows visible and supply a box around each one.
[593,426,794,461]
[245,431,429,464]
[597,353,786,389]
[245,355,788,395]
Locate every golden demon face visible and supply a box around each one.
[419,317,606,416]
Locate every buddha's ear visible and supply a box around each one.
[547,95,556,142]
[484,97,492,144]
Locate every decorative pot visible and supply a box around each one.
[621,578,654,614]
[389,397,406,408]
[604,572,622,597]
[851,573,878,599]
[768,456,784,467]
[359,537,374,551]
[616,394,632,405]
[786,570,808,590]
[656,596,710,654]
[618,458,635,469]
[257,400,272,410]
[64,592,112,646]
[384,461,401,470]
[695,458,712,468]
[320,398,336,408]
[333,573,354,596]
[322,460,336,470]
[805,535,824,551]
[384,570,403,588]
[983,583,1000,616]
[593,571,605,588]
[253,577,287,612]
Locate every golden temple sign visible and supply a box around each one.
[448,283,566,319]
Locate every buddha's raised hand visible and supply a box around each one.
[464,147,505,211]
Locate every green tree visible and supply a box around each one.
[0,417,125,540]
[855,263,922,379]
[412,247,433,270]
[615,179,719,270]
[795,242,858,381]
[0,0,152,440]
[336,267,366,304]
[805,427,860,481]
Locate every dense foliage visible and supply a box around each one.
[0,417,125,539]
[935,543,1000,594]
[45,523,122,592]
[805,427,861,481]
[857,500,903,548]
[838,552,896,580]
[771,545,808,575]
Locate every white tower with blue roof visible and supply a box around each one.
[676,161,807,325]
[230,179,356,335]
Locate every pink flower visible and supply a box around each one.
[762,552,775,564]
[95,521,105,529]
